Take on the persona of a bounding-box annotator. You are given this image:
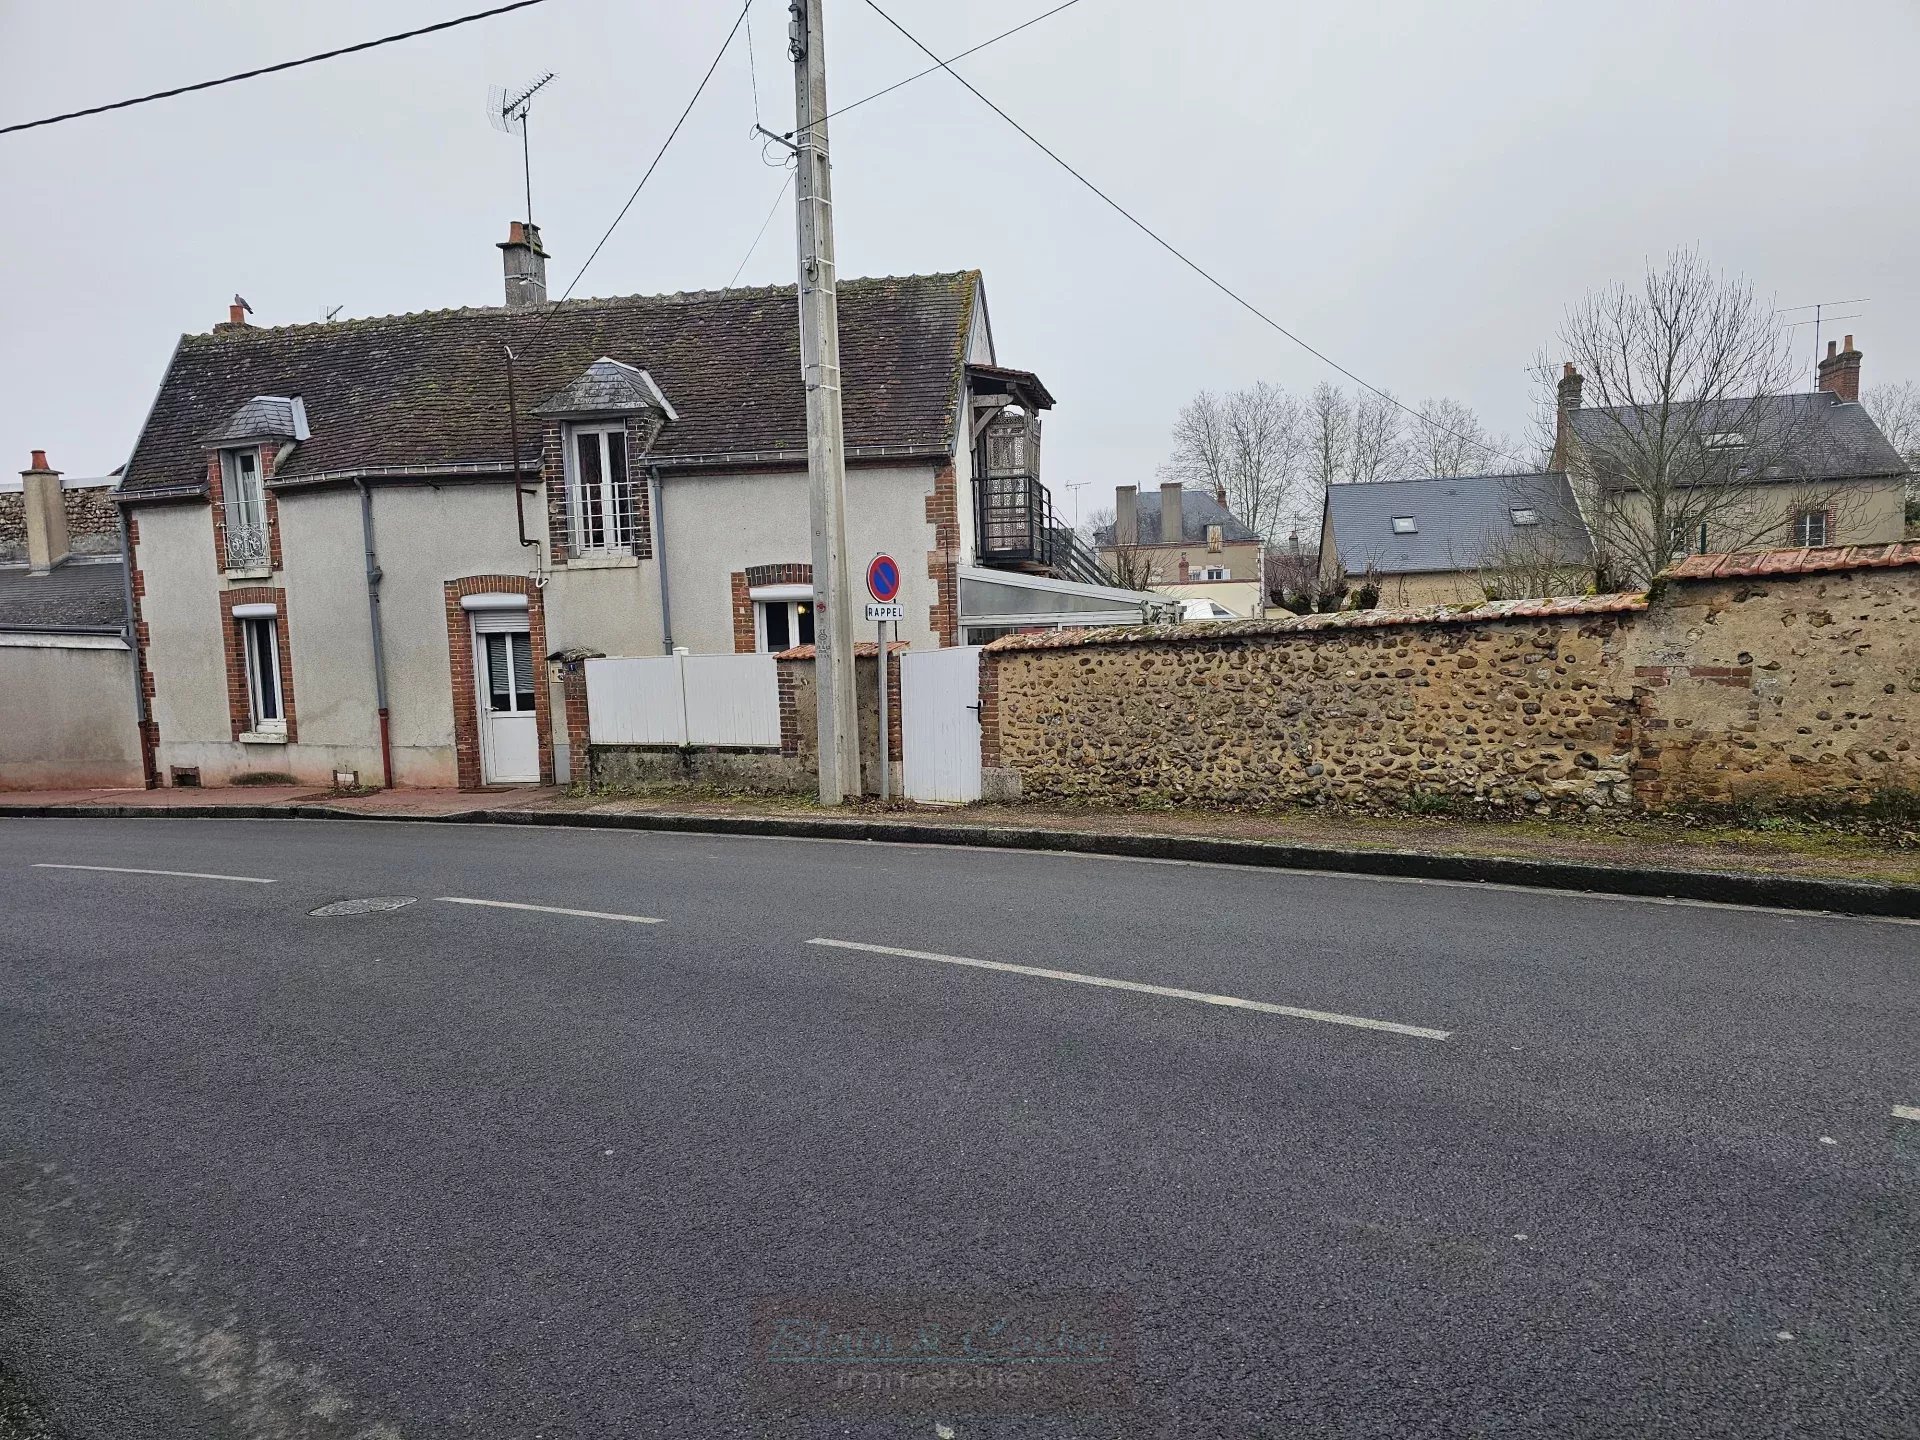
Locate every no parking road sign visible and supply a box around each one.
[866,553,901,604]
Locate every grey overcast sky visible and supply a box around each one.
[3,0,1917,522]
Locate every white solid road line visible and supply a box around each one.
[32,862,276,884]
[806,938,1451,1041]
[436,897,663,924]
[1893,1104,1920,1123]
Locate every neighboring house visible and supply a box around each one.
[1320,471,1594,607]
[0,453,144,789]
[1555,337,1910,578]
[115,221,1156,790]
[1092,482,1267,619]
[0,463,119,565]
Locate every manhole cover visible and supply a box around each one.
[309,896,418,917]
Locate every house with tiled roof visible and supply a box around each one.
[1091,482,1268,619]
[115,221,1143,789]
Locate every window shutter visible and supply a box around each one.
[471,610,528,634]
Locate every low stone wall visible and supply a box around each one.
[984,545,1920,815]
[589,744,808,793]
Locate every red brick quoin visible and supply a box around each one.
[219,586,297,742]
[443,575,554,790]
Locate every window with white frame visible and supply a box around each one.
[221,448,268,569]
[756,597,816,653]
[480,629,537,714]
[240,615,284,733]
[1794,509,1829,547]
[568,424,636,553]
[1193,565,1229,581]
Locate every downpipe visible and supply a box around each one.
[357,480,395,789]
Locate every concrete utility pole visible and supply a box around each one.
[790,0,860,803]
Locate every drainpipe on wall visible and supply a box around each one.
[505,346,542,560]
[115,503,156,788]
[356,480,395,789]
[649,462,674,654]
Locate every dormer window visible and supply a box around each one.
[567,424,636,553]
[220,448,268,569]
[1509,507,1539,526]
[1703,432,1746,449]
[1390,515,1418,534]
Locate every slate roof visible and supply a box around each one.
[1666,541,1920,581]
[1324,472,1593,577]
[0,558,129,632]
[1091,489,1260,547]
[532,357,677,419]
[201,395,303,446]
[121,272,981,498]
[1567,391,1908,484]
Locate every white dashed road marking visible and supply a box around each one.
[806,938,1451,1040]
[33,863,276,884]
[1893,1104,1920,1123]
[436,897,663,924]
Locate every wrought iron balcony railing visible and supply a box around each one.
[225,519,269,570]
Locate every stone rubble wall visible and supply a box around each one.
[0,485,121,564]
[984,552,1920,815]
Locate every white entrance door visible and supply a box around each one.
[901,645,983,802]
[474,615,541,783]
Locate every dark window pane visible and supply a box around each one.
[796,602,815,646]
[486,633,511,711]
[763,603,790,653]
[576,433,605,548]
[248,620,280,722]
[607,429,632,547]
[511,632,535,712]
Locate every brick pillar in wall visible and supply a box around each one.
[924,462,960,646]
[730,571,755,653]
[977,647,1002,769]
[560,653,599,788]
[777,659,801,756]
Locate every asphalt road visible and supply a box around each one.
[1,816,1917,1439]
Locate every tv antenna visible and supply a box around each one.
[489,71,556,228]
[1777,297,1869,385]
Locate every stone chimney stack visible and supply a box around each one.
[1159,481,1182,544]
[1115,485,1138,547]
[1551,361,1584,471]
[21,450,71,575]
[1817,335,1862,403]
[499,221,550,310]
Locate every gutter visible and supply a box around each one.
[649,462,674,653]
[356,480,396,789]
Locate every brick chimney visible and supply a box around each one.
[499,221,550,310]
[1114,485,1138,547]
[213,302,251,334]
[20,450,70,575]
[1817,335,1862,403]
[1159,481,1182,544]
[1551,361,1584,470]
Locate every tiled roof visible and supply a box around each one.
[0,558,129,631]
[1092,488,1260,547]
[121,273,981,498]
[985,591,1648,654]
[1323,472,1592,577]
[1665,541,1920,581]
[1568,391,1908,484]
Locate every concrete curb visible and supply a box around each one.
[3,799,1916,920]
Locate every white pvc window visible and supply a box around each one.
[1795,509,1829,547]
[221,448,268,569]
[1194,565,1229,581]
[481,630,537,713]
[568,424,635,553]
[756,599,816,653]
[241,615,284,732]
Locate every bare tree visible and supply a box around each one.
[1348,390,1408,483]
[1415,396,1507,479]
[1309,382,1352,493]
[1084,505,1161,590]
[1554,249,1868,585]
[1161,382,1309,540]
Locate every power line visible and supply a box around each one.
[729,171,794,287]
[538,0,753,323]
[744,0,764,130]
[861,0,1527,469]
[791,0,1085,139]
[0,0,549,137]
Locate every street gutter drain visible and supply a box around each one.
[309,896,418,917]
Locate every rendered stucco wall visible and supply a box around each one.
[0,639,142,788]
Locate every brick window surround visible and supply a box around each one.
[544,415,658,567]
[206,445,283,572]
[220,586,297,742]
[444,575,554,790]
[732,562,814,653]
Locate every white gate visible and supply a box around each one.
[901,645,983,802]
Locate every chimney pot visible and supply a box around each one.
[1843,334,1854,352]
[1562,362,1574,379]
[29,449,47,470]
[1817,332,1863,403]
[229,303,246,325]
[1827,340,1837,359]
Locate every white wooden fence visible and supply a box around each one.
[585,653,780,748]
